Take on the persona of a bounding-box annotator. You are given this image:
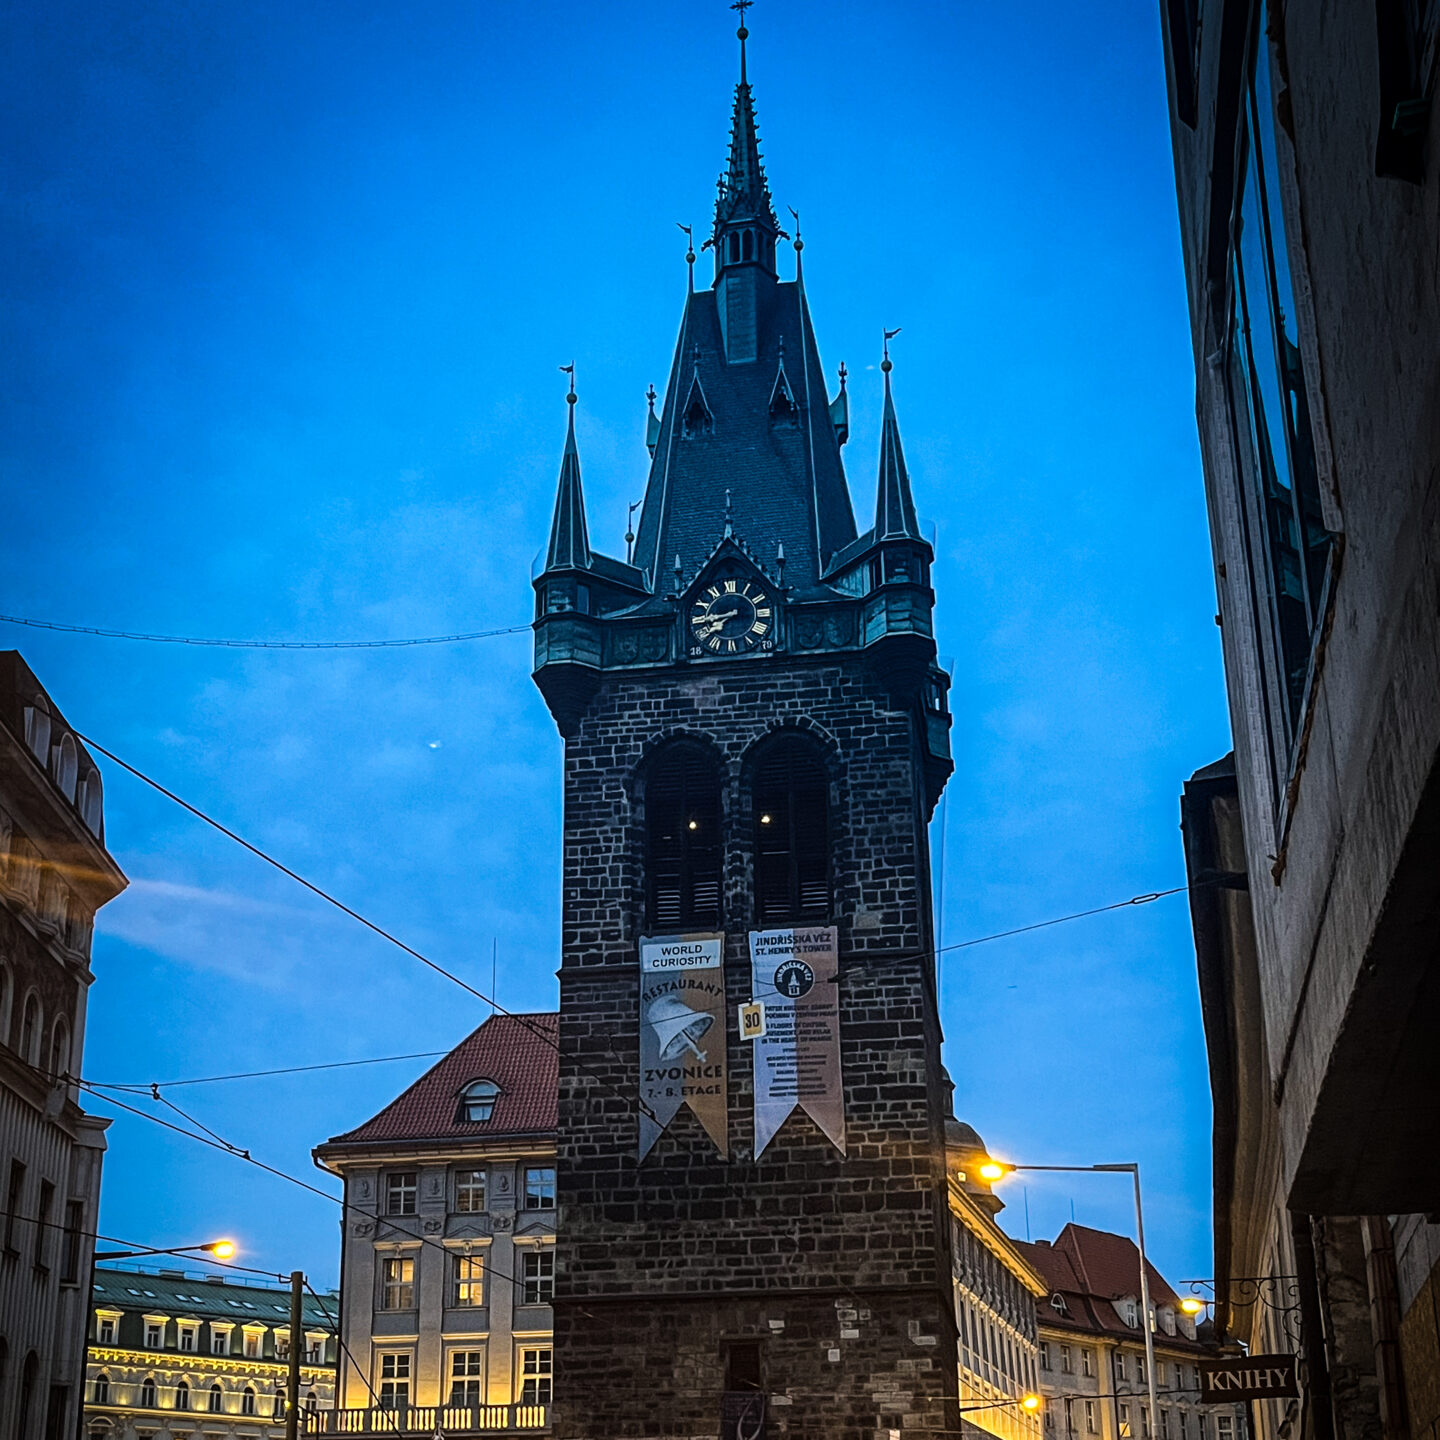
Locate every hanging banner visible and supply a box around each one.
[638,933,728,1160]
[748,925,843,1157]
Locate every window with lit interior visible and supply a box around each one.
[646,744,722,930]
[753,737,829,922]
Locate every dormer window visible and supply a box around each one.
[457,1079,500,1123]
[1050,1292,1069,1315]
[682,375,714,439]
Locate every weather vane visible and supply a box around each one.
[732,0,752,79]
[559,362,577,402]
[882,327,901,373]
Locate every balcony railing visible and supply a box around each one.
[304,1404,549,1435]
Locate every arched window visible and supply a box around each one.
[242,1386,256,1416]
[79,769,103,837]
[728,231,740,263]
[743,229,755,261]
[307,1389,319,1413]
[19,995,39,1066]
[175,1379,190,1410]
[273,1383,286,1417]
[139,1376,156,1409]
[18,1353,39,1434]
[49,1020,69,1081]
[93,1371,110,1404]
[23,705,51,763]
[646,745,722,930]
[209,1382,224,1412]
[753,738,830,922]
[56,734,78,801]
[456,1079,500,1123]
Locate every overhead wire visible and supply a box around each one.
[85,1049,453,1092]
[0,613,529,649]
[74,729,658,1125]
[74,1078,553,1306]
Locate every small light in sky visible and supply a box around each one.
[428,742,441,750]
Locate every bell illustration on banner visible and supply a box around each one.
[646,995,714,1060]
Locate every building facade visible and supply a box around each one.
[0,651,128,1440]
[82,1264,336,1440]
[313,1012,558,1434]
[531,18,957,1439]
[945,1120,1045,1440]
[1013,1227,1240,1440]
[1158,2,1440,1438]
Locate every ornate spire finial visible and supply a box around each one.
[732,0,752,82]
[724,487,733,538]
[881,327,901,375]
[560,361,577,404]
[647,383,657,412]
[838,361,848,389]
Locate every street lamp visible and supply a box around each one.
[958,1394,1044,1417]
[94,1238,237,1262]
[977,1159,1160,1437]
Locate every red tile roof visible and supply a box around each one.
[1013,1225,1205,1351]
[323,1013,558,1147]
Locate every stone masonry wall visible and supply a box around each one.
[554,655,958,1438]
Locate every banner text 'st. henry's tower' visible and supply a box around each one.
[532,17,958,1438]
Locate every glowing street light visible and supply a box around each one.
[1179,1296,1206,1317]
[976,1158,1160,1434]
[94,1238,238,1262]
[1021,1393,1043,1414]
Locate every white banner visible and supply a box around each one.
[748,926,843,1158]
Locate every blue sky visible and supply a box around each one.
[3,0,1227,1290]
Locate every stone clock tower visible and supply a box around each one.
[532,21,958,1438]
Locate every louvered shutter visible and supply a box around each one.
[754,739,829,923]
[646,746,722,930]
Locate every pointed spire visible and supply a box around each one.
[713,3,779,247]
[874,332,922,540]
[545,367,592,571]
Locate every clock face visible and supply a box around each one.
[690,579,773,655]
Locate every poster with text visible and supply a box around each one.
[638,933,728,1160]
[748,925,843,1157]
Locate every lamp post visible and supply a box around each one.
[93,1238,237,1262]
[977,1160,1160,1440]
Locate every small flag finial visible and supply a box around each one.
[881,327,901,374]
[560,362,577,403]
[677,222,696,290]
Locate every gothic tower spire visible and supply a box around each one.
[543,370,591,572]
[711,2,780,281]
[874,332,922,540]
